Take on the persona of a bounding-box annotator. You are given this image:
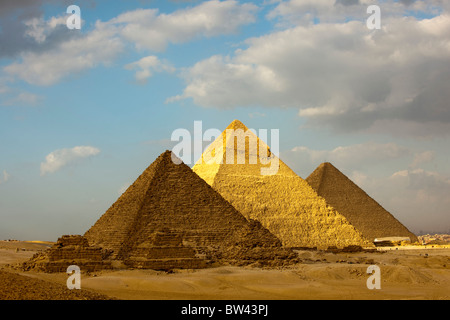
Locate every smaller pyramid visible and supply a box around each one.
[84,150,287,270]
[306,162,418,243]
[20,235,112,273]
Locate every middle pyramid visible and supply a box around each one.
[193,120,371,249]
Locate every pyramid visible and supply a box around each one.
[193,120,372,249]
[306,162,418,243]
[21,235,112,273]
[84,150,284,269]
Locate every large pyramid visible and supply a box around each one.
[306,162,418,243]
[84,150,284,269]
[192,120,372,249]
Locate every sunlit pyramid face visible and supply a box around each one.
[193,120,372,249]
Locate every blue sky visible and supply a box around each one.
[1,0,449,240]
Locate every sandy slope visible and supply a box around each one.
[2,246,448,300]
[0,270,113,300]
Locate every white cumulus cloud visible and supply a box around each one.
[4,0,257,86]
[24,15,68,44]
[4,22,123,86]
[170,9,450,137]
[110,0,257,52]
[40,146,100,176]
[124,55,175,84]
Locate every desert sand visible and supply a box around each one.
[1,240,448,300]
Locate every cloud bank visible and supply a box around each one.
[169,3,450,137]
[2,0,257,86]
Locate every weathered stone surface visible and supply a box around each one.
[55,234,90,247]
[306,162,418,243]
[193,120,372,249]
[84,151,286,269]
[127,258,207,270]
[21,235,112,273]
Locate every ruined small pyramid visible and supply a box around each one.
[306,162,418,243]
[20,235,112,273]
[193,120,372,249]
[84,150,283,268]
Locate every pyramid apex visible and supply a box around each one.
[161,149,174,158]
[321,162,334,168]
[157,149,183,165]
[226,119,248,131]
[308,162,341,186]
[160,149,171,157]
[316,162,338,171]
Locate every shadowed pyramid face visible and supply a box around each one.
[84,150,281,260]
[193,120,372,249]
[306,162,418,242]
